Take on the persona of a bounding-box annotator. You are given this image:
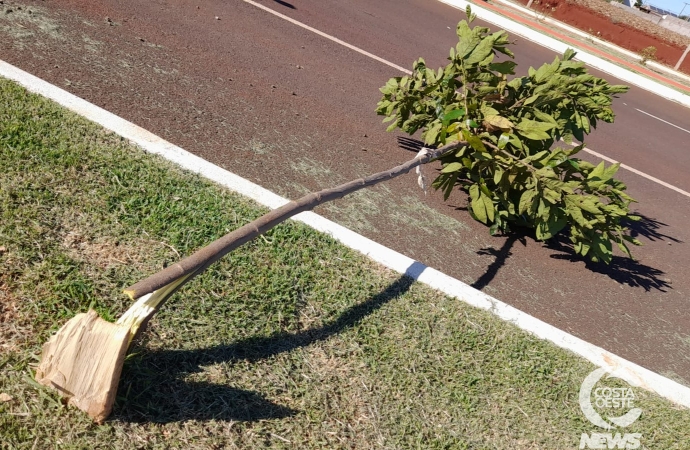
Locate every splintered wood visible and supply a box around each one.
[35,310,131,423]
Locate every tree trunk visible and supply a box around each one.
[124,141,463,305]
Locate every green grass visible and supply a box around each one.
[0,76,688,449]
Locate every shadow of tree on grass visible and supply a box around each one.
[113,270,418,423]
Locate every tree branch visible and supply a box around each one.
[124,140,465,301]
[483,139,538,172]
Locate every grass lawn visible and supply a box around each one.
[0,76,688,449]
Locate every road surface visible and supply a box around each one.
[1,0,689,385]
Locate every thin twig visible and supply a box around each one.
[159,242,181,258]
[270,433,291,444]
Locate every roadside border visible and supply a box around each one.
[490,0,690,85]
[2,59,689,409]
[439,0,690,108]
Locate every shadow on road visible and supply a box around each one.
[628,214,683,244]
[547,243,671,292]
[545,214,675,292]
[470,215,674,293]
[113,271,417,423]
[272,0,296,9]
[473,234,525,290]
[396,136,425,153]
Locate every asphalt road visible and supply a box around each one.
[1,0,689,385]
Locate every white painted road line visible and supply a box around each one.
[583,147,690,199]
[635,108,690,135]
[242,0,412,75]
[3,59,690,409]
[564,140,690,199]
[245,0,690,201]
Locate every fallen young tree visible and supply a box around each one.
[36,9,638,422]
[35,141,459,423]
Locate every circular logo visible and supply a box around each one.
[579,368,642,430]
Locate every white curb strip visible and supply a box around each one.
[2,59,689,409]
[439,0,690,109]
[490,0,690,85]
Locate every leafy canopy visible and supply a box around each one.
[376,8,640,264]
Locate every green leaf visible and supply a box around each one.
[535,222,550,240]
[587,161,606,180]
[568,206,592,230]
[479,182,493,198]
[543,187,561,204]
[480,104,500,117]
[376,19,635,263]
[484,115,514,130]
[465,37,494,65]
[517,118,556,132]
[533,58,559,83]
[465,5,476,23]
[498,133,510,149]
[617,240,632,258]
[574,112,591,134]
[594,237,613,264]
[489,61,517,74]
[532,110,558,125]
[522,95,540,106]
[515,118,555,141]
[441,162,464,173]
[424,122,443,145]
[565,194,601,216]
[602,162,621,181]
[578,197,603,215]
[443,172,459,200]
[517,128,550,141]
[519,190,536,215]
[623,235,642,246]
[467,135,487,153]
[456,23,478,59]
[493,167,504,185]
[379,77,399,95]
[469,185,486,223]
[537,198,550,220]
[469,184,494,223]
[442,108,466,125]
[484,193,495,222]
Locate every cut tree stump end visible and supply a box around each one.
[35,310,131,423]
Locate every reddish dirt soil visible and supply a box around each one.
[517,0,690,73]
